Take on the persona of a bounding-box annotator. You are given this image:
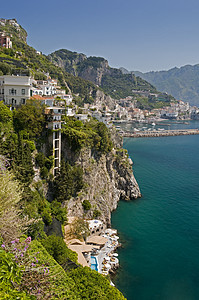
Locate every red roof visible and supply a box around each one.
[30,95,45,100]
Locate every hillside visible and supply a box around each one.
[0,20,99,105]
[132,65,199,106]
[48,49,158,99]
[0,19,174,110]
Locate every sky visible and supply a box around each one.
[1,0,199,72]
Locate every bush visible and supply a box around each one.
[93,209,101,218]
[40,235,77,265]
[40,166,48,179]
[82,200,91,211]
[41,207,52,225]
[50,201,67,224]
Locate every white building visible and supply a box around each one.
[0,75,31,109]
[36,79,57,96]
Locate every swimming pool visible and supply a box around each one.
[90,256,98,271]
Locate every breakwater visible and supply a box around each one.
[122,128,199,138]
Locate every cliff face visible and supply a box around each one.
[62,136,141,225]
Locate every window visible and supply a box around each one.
[22,89,25,95]
[9,89,16,95]
[21,98,25,104]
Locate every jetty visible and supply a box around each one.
[122,129,199,138]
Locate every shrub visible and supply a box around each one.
[40,235,77,265]
[40,166,48,179]
[50,201,67,224]
[82,200,91,211]
[93,209,101,219]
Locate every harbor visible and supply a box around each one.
[121,128,199,138]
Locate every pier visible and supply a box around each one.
[122,129,199,138]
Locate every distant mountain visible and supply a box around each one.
[48,49,157,100]
[131,65,199,106]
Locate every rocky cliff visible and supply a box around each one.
[62,132,141,226]
[48,49,157,100]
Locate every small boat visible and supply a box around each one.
[152,122,156,126]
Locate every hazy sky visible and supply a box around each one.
[2,0,199,72]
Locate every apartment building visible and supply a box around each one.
[0,75,31,109]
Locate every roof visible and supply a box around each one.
[67,239,84,246]
[68,245,89,267]
[30,95,45,100]
[86,235,108,246]
[68,244,96,267]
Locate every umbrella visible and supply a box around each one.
[113,253,118,257]
[104,263,111,269]
[104,256,110,261]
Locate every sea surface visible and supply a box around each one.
[112,122,199,300]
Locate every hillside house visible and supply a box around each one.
[0,32,12,48]
[0,75,31,109]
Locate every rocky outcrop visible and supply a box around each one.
[62,139,141,226]
[94,90,116,111]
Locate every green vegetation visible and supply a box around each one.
[53,160,84,202]
[40,235,78,265]
[62,116,113,152]
[69,267,125,299]
[0,23,98,104]
[101,73,156,99]
[82,199,91,211]
[0,20,130,299]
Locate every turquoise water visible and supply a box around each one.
[90,256,98,271]
[112,134,199,300]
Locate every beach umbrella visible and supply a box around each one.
[104,256,110,261]
[104,263,111,268]
[113,253,118,257]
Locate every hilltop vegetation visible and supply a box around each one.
[0,22,98,104]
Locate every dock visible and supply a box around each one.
[122,129,199,138]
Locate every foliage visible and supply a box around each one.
[40,235,78,265]
[13,100,45,138]
[82,200,91,211]
[62,116,113,153]
[50,200,67,224]
[68,267,126,300]
[53,160,84,202]
[68,218,90,241]
[93,209,101,219]
[0,101,13,124]
[101,73,156,99]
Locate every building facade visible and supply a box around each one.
[0,32,12,48]
[0,75,31,109]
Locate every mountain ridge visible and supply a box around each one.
[130,64,199,106]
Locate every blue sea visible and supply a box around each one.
[112,122,199,300]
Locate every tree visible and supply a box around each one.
[68,218,90,241]
[13,100,45,138]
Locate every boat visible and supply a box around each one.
[151,122,156,126]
